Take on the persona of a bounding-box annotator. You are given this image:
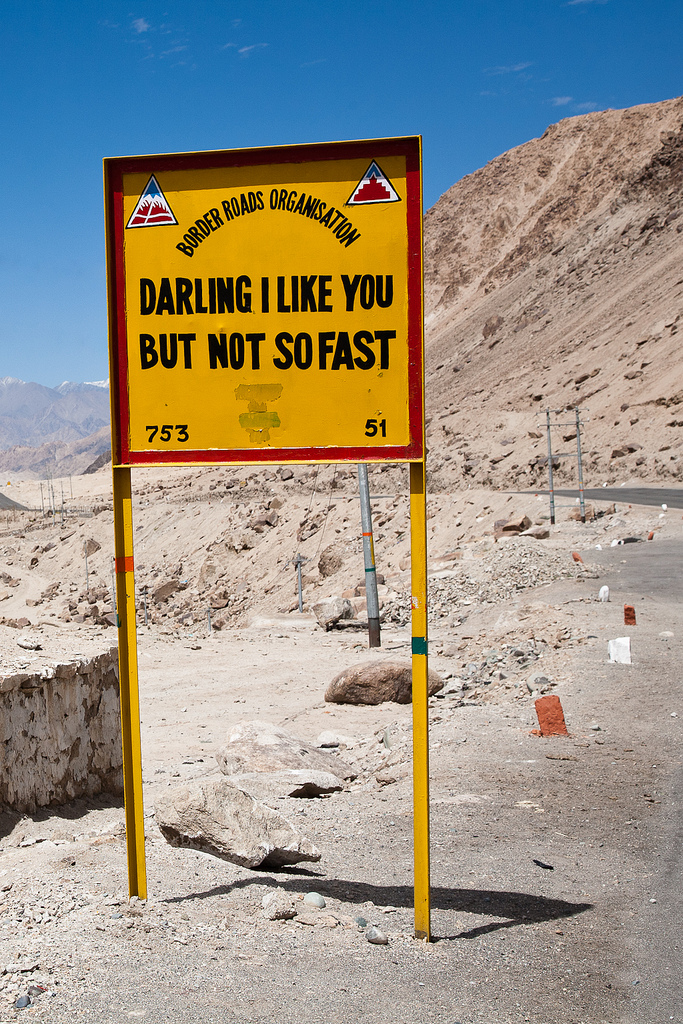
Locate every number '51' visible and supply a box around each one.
[365,418,386,437]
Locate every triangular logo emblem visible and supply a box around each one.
[347,161,401,206]
[126,175,178,228]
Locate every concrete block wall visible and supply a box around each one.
[0,647,123,813]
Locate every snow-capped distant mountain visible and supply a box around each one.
[55,380,110,395]
[0,377,110,450]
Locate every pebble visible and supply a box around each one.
[303,892,326,909]
[354,916,368,928]
[14,994,30,1009]
[366,926,389,945]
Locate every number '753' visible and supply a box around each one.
[146,424,189,443]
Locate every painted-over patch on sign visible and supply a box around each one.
[347,161,401,205]
[127,175,178,228]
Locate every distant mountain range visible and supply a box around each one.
[0,377,110,449]
[0,378,111,477]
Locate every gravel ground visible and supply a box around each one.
[0,524,680,1023]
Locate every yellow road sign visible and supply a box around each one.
[104,137,430,940]
[104,138,423,466]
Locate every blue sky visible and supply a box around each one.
[0,0,680,388]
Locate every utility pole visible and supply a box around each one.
[84,542,90,594]
[544,407,587,524]
[575,407,586,523]
[294,553,304,613]
[545,409,556,526]
[357,464,381,648]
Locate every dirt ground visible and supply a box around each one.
[0,489,680,1023]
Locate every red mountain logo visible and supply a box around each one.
[347,161,401,206]
[126,175,178,228]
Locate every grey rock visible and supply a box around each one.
[227,769,343,802]
[316,730,356,748]
[295,911,319,926]
[4,962,39,974]
[520,525,550,539]
[325,661,444,706]
[17,637,41,651]
[216,720,355,780]
[318,545,343,578]
[312,596,354,630]
[303,892,326,909]
[354,915,368,928]
[366,926,389,945]
[154,776,321,869]
[15,995,30,1009]
[262,890,297,921]
[153,579,179,604]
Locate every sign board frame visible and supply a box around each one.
[104,137,424,468]
[104,136,431,941]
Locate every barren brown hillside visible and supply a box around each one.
[424,95,683,492]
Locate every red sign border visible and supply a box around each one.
[104,136,424,467]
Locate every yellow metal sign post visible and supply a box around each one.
[410,460,430,940]
[104,137,429,937]
[112,466,147,899]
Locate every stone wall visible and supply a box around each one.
[0,647,123,813]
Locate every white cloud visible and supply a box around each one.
[300,58,326,68]
[551,95,573,106]
[238,43,268,57]
[566,0,608,5]
[573,100,599,111]
[131,17,150,33]
[484,61,532,76]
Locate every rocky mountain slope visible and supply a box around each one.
[424,95,683,492]
[2,97,683,488]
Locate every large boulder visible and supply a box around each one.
[153,579,179,604]
[325,661,444,705]
[312,597,354,630]
[228,769,343,803]
[216,720,356,780]
[154,776,321,868]
[318,545,343,577]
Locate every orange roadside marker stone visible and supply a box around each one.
[572,551,583,563]
[534,695,569,737]
[624,604,636,626]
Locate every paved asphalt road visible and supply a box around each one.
[586,538,683,1022]
[523,486,683,509]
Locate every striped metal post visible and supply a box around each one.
[358,464,381,648]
